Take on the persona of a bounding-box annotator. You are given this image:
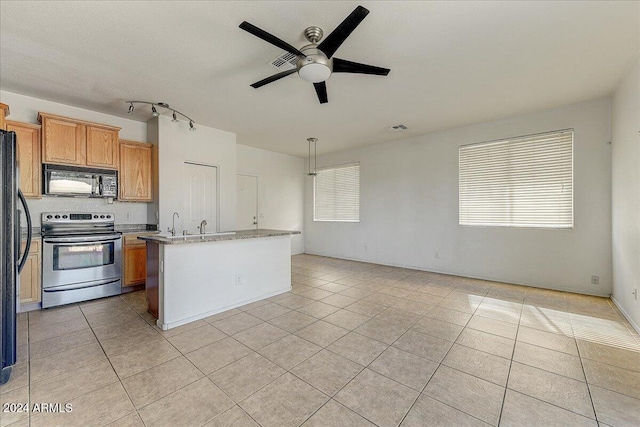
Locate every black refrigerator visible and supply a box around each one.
[0,129,32,385]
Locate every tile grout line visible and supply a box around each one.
[273,277,435,426]
[496,301,524,426]
[115,294,209,427]
[23,255,636,427]
[570,308,600,425]
[79,299,142,427]
[397,288,490,427]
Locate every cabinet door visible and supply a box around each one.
[86,126,119,169]
[6,121,41,198]
[0,103,9,130]
[19,241,40,304]
[124,245,147,286]
[119,141,153,201]
[42,117,86,166]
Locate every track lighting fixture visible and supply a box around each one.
[124,101,196,131]
[306,137,318,176]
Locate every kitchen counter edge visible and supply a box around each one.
[138,229,301,245]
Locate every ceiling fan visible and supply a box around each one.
[239,5,390,104]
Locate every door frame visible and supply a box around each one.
[184,161,220,233]
[237,173,259,229]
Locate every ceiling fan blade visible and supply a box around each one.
[317,5,369,59]
[333,58,390,76]
[240,21,304,56]
[313,82,328,104]
[250,69,297,88]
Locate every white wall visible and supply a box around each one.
[611,55,640,331]
[0,90,149,226]
[236,144,305,254]
[153,116,237,234]
[305,98,612,296]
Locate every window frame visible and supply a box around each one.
[458,129,574,230]
[313,162,361,223]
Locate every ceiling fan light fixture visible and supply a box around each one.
[299,62,331,83]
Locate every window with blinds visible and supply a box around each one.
[459,130,573,228]
[314,163,360,222]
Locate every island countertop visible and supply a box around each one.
[138,228,301,245]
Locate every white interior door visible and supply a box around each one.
[183,163,217,234]
[237,174,258,230]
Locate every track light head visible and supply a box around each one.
[125,101,194,130]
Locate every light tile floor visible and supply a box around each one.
[1,254,639,427]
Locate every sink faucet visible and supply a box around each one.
[198,219,207,234]
[168,212,179,236]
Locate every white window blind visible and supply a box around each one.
[459,130,573,228]
[314,163,360,222]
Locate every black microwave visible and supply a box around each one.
[43,164,118,198]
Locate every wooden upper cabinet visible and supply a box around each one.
[119,140,153,202]
[5,120,41,198]
[41,115,86,166]
[86,125,118,169]
[0,103,9,130]
[38,112,120,168]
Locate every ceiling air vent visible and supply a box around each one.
[385,124,408,132]
[268,51,298,71]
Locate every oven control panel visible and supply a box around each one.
[42,212,115,223]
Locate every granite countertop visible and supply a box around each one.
[138,229,301,245]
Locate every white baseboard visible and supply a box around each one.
[611,297,640,336]
[302,250,610,298]
[157,286,291,330]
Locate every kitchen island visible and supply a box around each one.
[139,229,300,330]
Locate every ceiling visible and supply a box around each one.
[1,1,638,157]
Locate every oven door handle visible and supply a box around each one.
[43,235,122,244]
[43,278,121,292]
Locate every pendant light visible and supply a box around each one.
[307,137,318,176]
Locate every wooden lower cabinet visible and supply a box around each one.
[19,239,40,304]
[124,245,147,286]
[122,233,156,287]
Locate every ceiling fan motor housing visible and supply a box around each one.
[297,45,333,83]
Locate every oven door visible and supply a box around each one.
[42,234,122,288]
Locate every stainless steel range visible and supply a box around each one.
[41,212,122,308]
